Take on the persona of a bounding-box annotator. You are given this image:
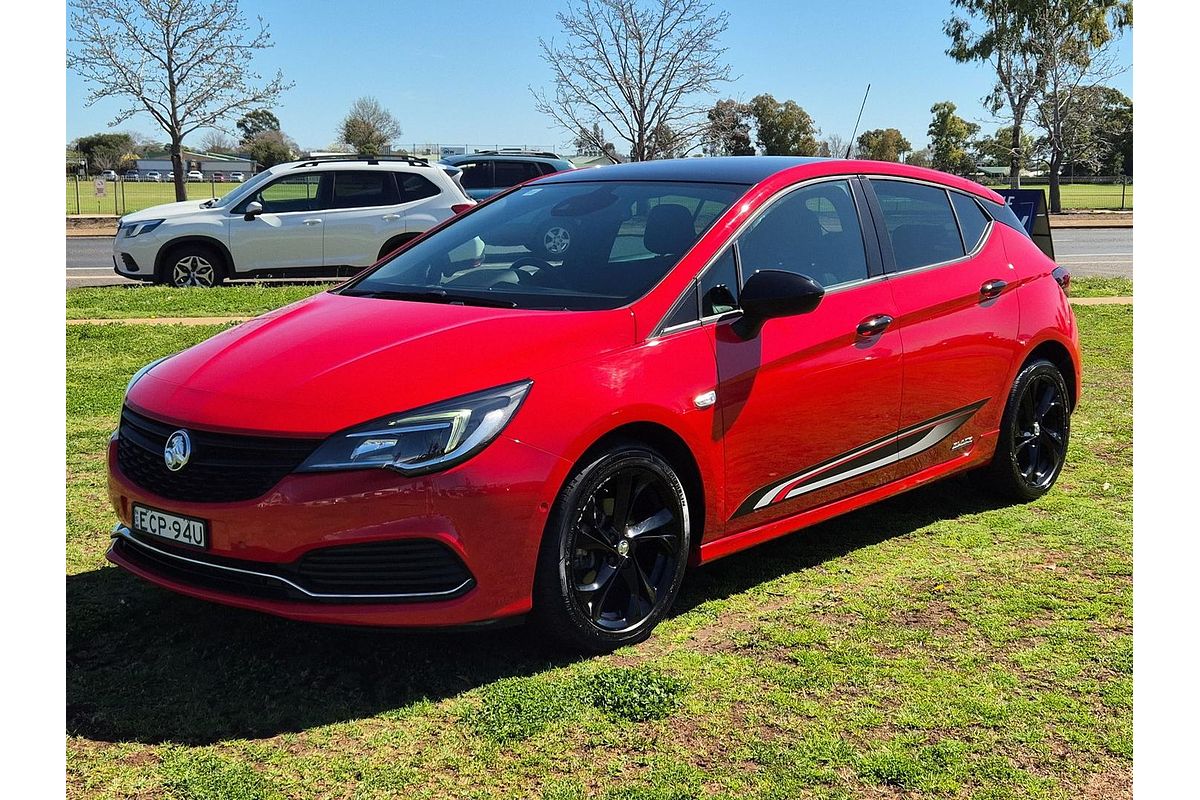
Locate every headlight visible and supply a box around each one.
[125,356,170,394]
[123,219,164,237]
[297,380,532,475]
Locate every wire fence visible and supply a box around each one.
[976,176,1133,211]
[67,175,240,216]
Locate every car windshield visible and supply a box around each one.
[340,180,748,311]
[209,170,274,208]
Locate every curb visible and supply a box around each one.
[1069,296,1133,306]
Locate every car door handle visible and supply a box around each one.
[302,218,322,226]
[980,279,1008,299]
[856,314,894,338]
[382,214,401,222]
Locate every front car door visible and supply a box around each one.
[862,177,1022,481]
[321,170,405,267]
[228,173,327,272]
[712,178,904,533]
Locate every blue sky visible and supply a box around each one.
[66,0,1132,153]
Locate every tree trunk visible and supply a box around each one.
[171,137,186,202]
[1009,118,1023,189]
[1048,153,1062,214]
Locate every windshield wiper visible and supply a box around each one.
[344,288,518,308]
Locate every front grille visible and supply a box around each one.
[117,407,321,503]
[114,530,475,602]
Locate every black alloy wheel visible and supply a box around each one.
[974,359,1071,501]
[533,443,691,652]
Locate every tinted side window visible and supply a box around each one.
[700,248,738,316]
[737,180,868,288]
[493,161,543,187]
[871,180,965,270]
[399,174,440,202]
[254,174,322,213]
[457,162,492,190]
[950,192,991,253]
[331,171,399,209]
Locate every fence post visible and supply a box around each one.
[1120,180,1127,211]
[74,175,80,215]
[121,178,126,216]
[211,179,216,199]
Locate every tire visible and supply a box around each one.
[972,359,1071,502]
[378,234,419,262]
[160,243,226,288]
[532,441,692,653]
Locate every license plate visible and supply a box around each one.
[131,504,208,549]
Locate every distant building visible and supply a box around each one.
[135,149,256,176]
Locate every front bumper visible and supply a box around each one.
[113,233,162,280]
[106,433,570,627]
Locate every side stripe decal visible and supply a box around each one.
[732,399,989,518]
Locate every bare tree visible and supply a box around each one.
[819,133,850,159]
[68,0,291,201]
[199,130,238,154]
[532,0,734,162]
[339,96,403,156]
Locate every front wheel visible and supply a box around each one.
[160,244,225,288]
[973,359,1071,502]
[532,443,691,652]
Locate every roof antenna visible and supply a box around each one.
[845,83,871,159]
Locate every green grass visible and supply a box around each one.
[66,305,1131,799]
[68,178,236,216]
[66,284,334,320]
[987,182,1133,211]
[1068,276,1133,298]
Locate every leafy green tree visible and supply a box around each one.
[246,129,296,169]
[339,96,402,156]
[747,94,819,156]
[974,125,1042,171]
[928,101,980,175]
[237,110,281,143]
[905,148,933,168]
[73,132,135,172]
[703,99,754,156]
[855,128,912,162]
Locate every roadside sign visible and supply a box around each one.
[996,188,1054,260]
[94,178,106,198]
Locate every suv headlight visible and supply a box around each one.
[123,219,164,237]
[297,380,532,476]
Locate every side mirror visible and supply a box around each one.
[731,269,825,340]
[243,201,263,221]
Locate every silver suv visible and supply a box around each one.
[113,157,475,286]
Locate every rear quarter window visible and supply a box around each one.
[950,192,991,253]
[871,179,966,271]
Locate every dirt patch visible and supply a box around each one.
[1079,766,1131,800]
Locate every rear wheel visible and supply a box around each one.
[532,442,691,652]
[160,243,225,288]
[973,359,1071,501]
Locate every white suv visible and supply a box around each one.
[113,158,475,286]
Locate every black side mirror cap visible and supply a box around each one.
[731,269,825,339]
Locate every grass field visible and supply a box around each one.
[67,177,1135,216]
[65,301,1132,799]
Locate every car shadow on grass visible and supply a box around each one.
[66,476,1007,745]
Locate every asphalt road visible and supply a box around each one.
[65,226,1133,289]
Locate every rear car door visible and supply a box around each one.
[456,160,494,200]
[863,177,1021,479]
[228,173,327,272]
[712,178,904,531]
[396,172,452,236]
[321,170,405,267]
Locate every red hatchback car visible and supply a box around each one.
[107,157,1080,651]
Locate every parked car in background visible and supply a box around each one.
[167,171,175,181]
[123,170,140,182]
[212,172,226,183]
[106,156,1079,652]
[144,171,162,182]
[112,156,475,287]
[186,170,204,182]
[440,151,573,201]
[100,170,118,181]
[229,171,245,182]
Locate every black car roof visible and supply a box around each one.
[536,156,832,185]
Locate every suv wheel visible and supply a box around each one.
[532,442,691,652]
[973,359,1071,501]
[161,244,225,288]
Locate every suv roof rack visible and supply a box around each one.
[471,150,561,158]
[291,156,431,169]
